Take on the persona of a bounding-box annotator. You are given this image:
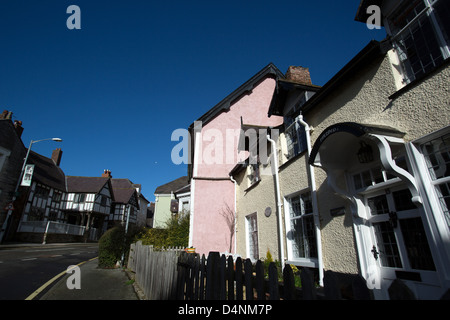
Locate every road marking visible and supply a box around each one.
[25,248,73,253]
[25,256,98,301]
[22,258,37,261]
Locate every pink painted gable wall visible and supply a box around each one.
[192,76,283,255]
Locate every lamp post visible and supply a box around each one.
[0,138,63,243]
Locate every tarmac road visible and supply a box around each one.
[0,243,98,300]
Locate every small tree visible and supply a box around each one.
[218,204,236,253]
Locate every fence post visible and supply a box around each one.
[219,255,227,300]
[206,252,220,300]
[300,267,316,300]
[283,264,295,300]
[192,254,200,300]
[323,270,342,300]
[244,258,253,300]
[227,256,235,300]
[176,252,187,300]
[235,257,243,300]
[255,260,265,300]
[198,254,206,300]
[186,254,195,300]
[268,262,279,300]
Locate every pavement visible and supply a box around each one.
[40,258,140,300]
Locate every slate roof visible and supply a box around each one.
[66,176,110,193]
[110,178,138,204]
[154,176,189,195]
[28,151,66,191]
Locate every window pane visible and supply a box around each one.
[393,189,416,211]
[435,182,450,228]
[434,0,450,47]
[374,222,403,268]
[353,174,362,190]
[372,167,384,184]
[290,197,302,218]
[301,192,313,215]
[290,218,304,258]
[422,133,450,180]
[247,214,258,260]
[400,217,436,270]
[290,217,317,259]
[304,215,318,258]
[368,194,389,215]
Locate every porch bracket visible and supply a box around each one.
[324,167,367,220]
[368,134,422,205]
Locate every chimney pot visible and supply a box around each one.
[101,169,112,178]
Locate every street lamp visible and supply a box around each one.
[0,137,63,243]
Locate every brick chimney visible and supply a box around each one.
[13,120,24,138]
[285,66,312,85]
[101,169,112,178]
[51,148,63,166]
[0,110,12,120]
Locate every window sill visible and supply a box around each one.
[244,179,261,192]
[286,258,318,268]
[389,57,450,100]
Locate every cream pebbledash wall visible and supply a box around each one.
[294,52,450,275]
[234,155,280,261]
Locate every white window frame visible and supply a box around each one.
[406,125,450,279]
[386,0,450,84]
[284,190,318,267]
[245,213,259,261]
[284,115,307,160]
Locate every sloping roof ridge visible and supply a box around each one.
[190,63,284,128]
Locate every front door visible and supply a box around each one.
[365,185,442,299]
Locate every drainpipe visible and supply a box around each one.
[298,114,324,287]
[229,175,237,255]
[267,134,285,270]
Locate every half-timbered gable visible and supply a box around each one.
[64,176,114,231]
[21,151,66,223]
[109,178,140,227]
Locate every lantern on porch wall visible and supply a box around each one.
[357,141,374,164]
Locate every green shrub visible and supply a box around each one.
[98,225,141,268]
[136,213,189,249]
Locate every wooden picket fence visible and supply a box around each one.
[128,241,185,300]
[128,242,450,300]
[175,251,372,300]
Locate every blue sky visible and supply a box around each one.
[0,1,385,202]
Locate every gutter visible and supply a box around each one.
[266,134,285,270]
[298,114,324,287]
